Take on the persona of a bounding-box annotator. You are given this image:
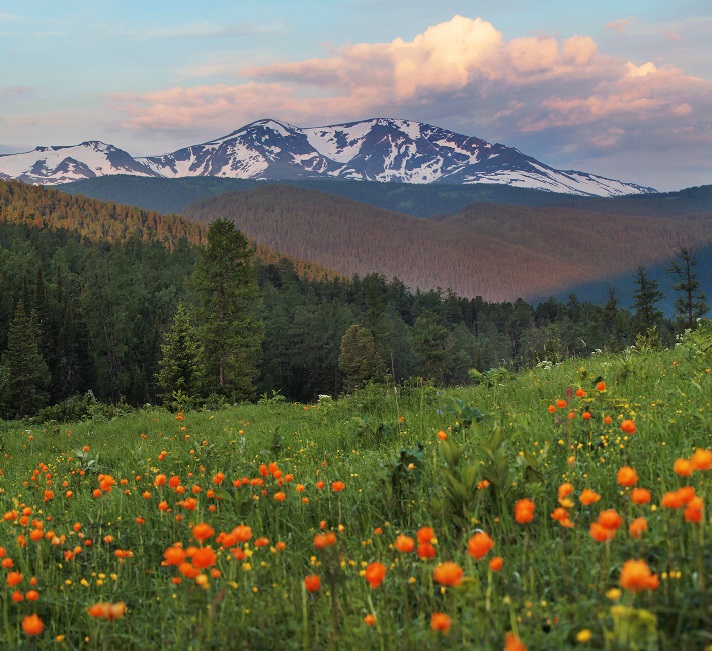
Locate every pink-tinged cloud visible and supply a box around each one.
[606,17,639,34]
[107,13,712,178]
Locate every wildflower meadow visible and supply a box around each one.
[0,332,711,650]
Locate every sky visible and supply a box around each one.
[1,0,711,191]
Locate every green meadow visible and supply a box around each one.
[1,331,711,650]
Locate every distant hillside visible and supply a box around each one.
[61,175,711,219]
[0,180,342,283]
[183,184,712,303]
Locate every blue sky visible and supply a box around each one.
[1,0,711,190]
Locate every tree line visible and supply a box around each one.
[0,210,707,418]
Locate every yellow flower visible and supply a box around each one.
[576,629,592,643]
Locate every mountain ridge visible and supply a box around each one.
[0,118,655,196]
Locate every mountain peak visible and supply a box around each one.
[0,118,656,195]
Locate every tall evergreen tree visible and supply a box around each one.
[156,302,206,404]
[667,246,709,330]
[338,324,384,393]
[0,301,50,417]
[631,266,664,334]
[192,220,263,400]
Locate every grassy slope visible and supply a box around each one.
[1,338,711,649]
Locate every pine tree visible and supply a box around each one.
[338,324,384,393]
[0,301,50,417]
[412,310,449,383]
[667,246,709,330]
[192,220,263,401]
[631,266,664,334]
[156,303,206,404]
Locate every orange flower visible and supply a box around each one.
[590,522,616,543]
[489,556,504,572]
[629,517,647,539]
[417,527,435,544]
[304,574,321,593]
[432,562,463,587]
[21,614,44,636]
[555,399,567,409]
[331,481,345,492]
[364,614,377,626]
[603,416,612,425]
[417,543,436,559]
[254,537,270,547]
[154,474,167,487]
[631,488,651,505]
[7,571,23,587]
[514,499,535,524]
[558,482,574,501]
[430,612,451,634]
[274,491,286,502]
[617,466,638,487]
[597,509,623,531]
[12,590,23,602]
[579,489,601,506]
[316,481,325,490]
[673,458,692,477]
[619,559,658,592]
[620,420,636,434]
[232,525,252,543]
[691,448,712,471]
[163,546,186,566]
[576,388,586,398]
[437,430,448,440]
[661,491,686,509]
[192,523,215,542]
[684,497,704,523]
[467,532,494,560]
[25,590,39,601]
[547,405,556,413]
[314,532,337,550]
[191,546,216,569]
[394,535,415,553]
[677,486,696,504]
[168,475,181,488]
[582,412,591,420]
[597,381,606,392]
[365,562,387,588]
[88,602,126,620]
[504,631,527,651]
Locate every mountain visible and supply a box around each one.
[0,141,160,184]
[1,118,655,196]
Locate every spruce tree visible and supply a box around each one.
[338,324,384,393]
[631,266,664,334]
[0,301,50,417]
[667,246,709,330]
[156,303,206,403]
[192,220,263,401]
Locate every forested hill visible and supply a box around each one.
[0,178,203,248]
[0,180,342,283]
[60,175,712,219]
[183,183,712,303]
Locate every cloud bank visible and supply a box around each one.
[107,15,712,188]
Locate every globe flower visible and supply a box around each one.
[430,612,451,634]
[467,532,494,560]
[365,562,387,588]
[579,489,601,506]
[619,559,658,593]
[417,542,436,559]
[597,509,623,531]
[691,448,712,471]
[192,523,215,542]
[394,535,415,553]
[673,458,693,477]
[514,499,535,524]
[417,527,435,544]
[331,481,345,492]
[191,546,216,569]
[21,614,44,636]
[620,420,636,434]
[432,562,463,587]
[504,631,527,651]
[304,574,321,593]
[489,556,504,572]
[616,466,638,487]
[629,517,647,539]
[631,488,651,505]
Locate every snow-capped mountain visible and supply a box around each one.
[0,119,656,196]
[0,141,160,184]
